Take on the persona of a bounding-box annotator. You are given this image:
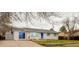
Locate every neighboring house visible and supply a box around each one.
[58,32,68,40]
[58,30,79,40]
[5,28,58,40]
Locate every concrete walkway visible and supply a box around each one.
[0,40,43,47]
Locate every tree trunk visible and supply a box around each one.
[2,33,5,40]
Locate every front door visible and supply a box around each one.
[19,32,25,40]
[41,32,43,39]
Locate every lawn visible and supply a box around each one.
[33,40,79,47]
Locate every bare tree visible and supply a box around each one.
[11,12,60,30]
[0,12,12,24]
[0,12,12,37]
[11,12,52,26]
[37,12,53,18]
[63,16,78,39]
[36,12,57,30]
[24,12,35,25]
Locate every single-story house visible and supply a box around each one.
[58,30,79,40]
[5,28,58,40]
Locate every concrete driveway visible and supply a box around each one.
[0,40,43,47]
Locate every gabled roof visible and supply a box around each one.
[12,27,58,33]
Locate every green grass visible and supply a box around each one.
[33,40,79,47]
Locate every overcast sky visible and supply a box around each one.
[10,12,79,32]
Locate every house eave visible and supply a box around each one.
[12,27,58,33]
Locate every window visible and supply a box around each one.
[31,32,36,37]
[46,33,50,36]
[54,33,57,36]
[31,32,39,37]
[19,32,25,39]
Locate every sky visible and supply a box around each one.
[10,12,79,32]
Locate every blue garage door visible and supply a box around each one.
[41,32,43,39]
[19,32,25,39]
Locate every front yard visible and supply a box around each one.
[33,40,79,47]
